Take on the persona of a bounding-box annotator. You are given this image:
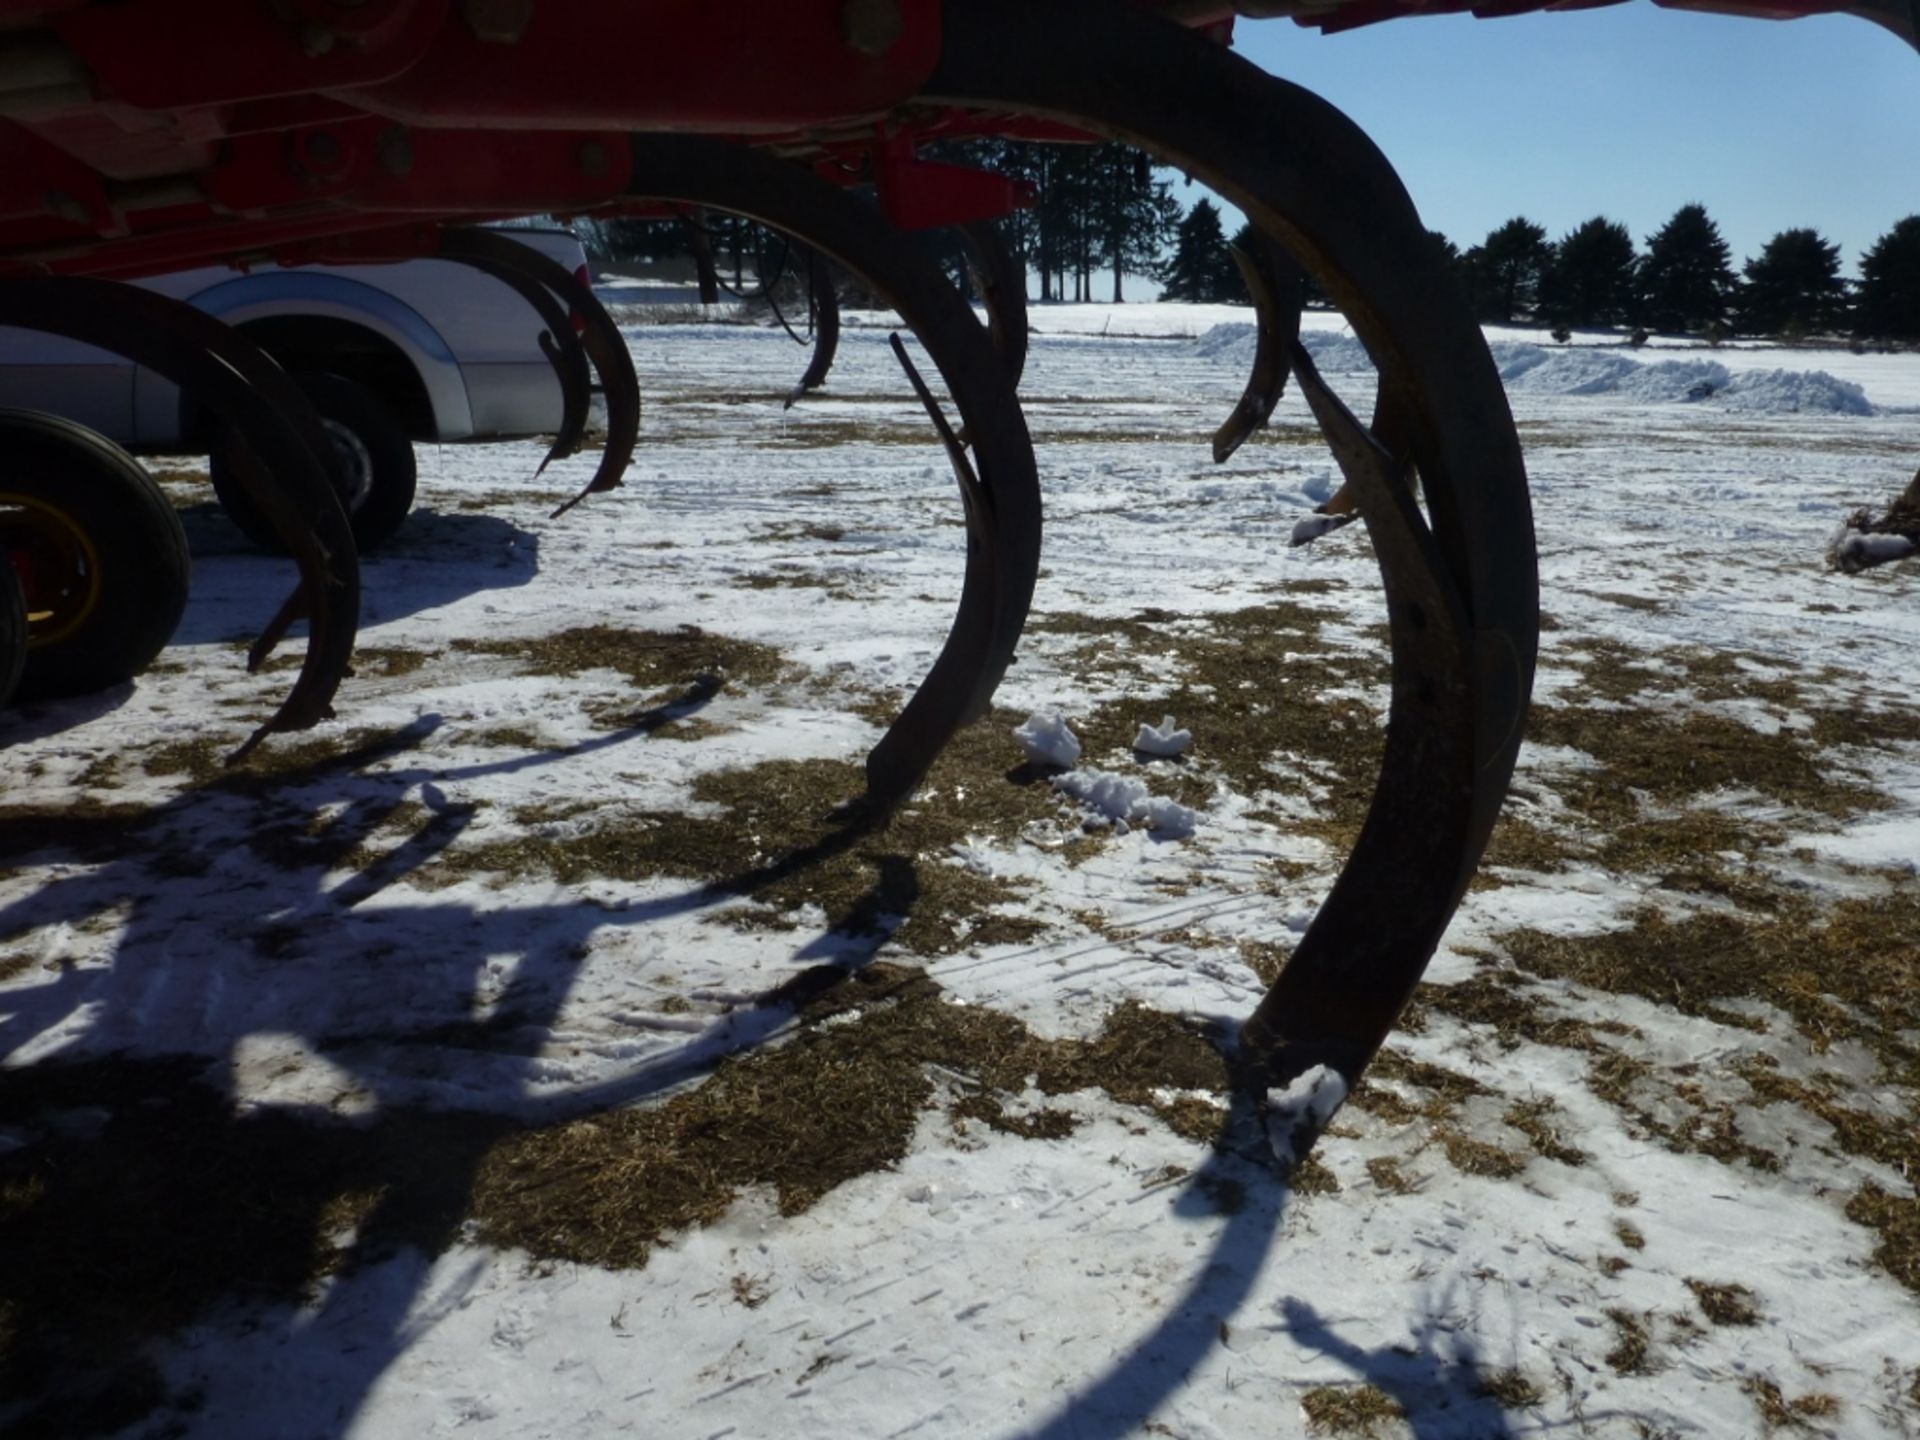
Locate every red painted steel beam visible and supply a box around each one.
[53,0,452,110]
[337,0,942,133]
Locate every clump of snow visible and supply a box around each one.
[1828,527,1917,572]
[1054,768,1145,819]
[1289,511,1353,548]
[1011,710,1081,768]
[1052,768,1198,838]
[1132,714,1192,757]
[1134,795,1199,838]
[1264,1065,1349,1167]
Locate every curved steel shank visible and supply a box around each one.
[436,227,641,519]
[436,243,593,478]
[1215,230,1303,462]
[925,0,1539,1130]
[786,244,843,407]
[627,135,1042,811]
[0,278,359,745]
[959,220,1030,389]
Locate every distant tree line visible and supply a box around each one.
[1429,206,1920,342]
[584,141,1187,304]
[583,164,1920,344]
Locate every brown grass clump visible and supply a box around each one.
[1745,1377,1842,1432]
[1026,600,1388,848]
[1603,1307,1653,1375]
[1301,1384,1405,1436]
[1355,1049,1489,1125]
[473,968,1234,1267]
[1366,1156,1418,1196]
[1435,1129,1528,1181]
[1503,1097,1590,1166]
[1685,1279,1761,1326]
[1500,887,1920,1086]
[428,714,1069,955]
[349,645,432,679]
[1482,637,1903,889]
[1845,1187,1920,1296]
[1474,1368,1543,1409]
[451,623,788,697]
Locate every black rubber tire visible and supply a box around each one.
[212,371,418,552]
[0,552,25,710]
[0,408,191,702]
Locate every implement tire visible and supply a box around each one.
[212,371,417,552]
[0,408,190,701]
[0,553,24,709]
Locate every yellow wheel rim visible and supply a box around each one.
[0,490,104,648]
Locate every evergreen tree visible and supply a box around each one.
[1638,203,1737,334]
[1538,217,1638,328]
[1159,198,1238,302]
[1737,228,1849,336]
[984,140,1175,302]
[1855,216,1920,341]
[1092,145,1181,302]
[1460,217,1552,323]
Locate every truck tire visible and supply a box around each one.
[0,554,24,710]
[0,408,191,702]
[212,370,418,552]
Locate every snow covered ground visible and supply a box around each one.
[3,304,1918,1439]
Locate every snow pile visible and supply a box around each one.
[1132,714,1192,757]
[1053,768,1199,838]
[1193,324,1374,376]
[1191,322,1255,362]
[1492,342,1873,414]
[1264,1065,1349,1167]
[1010,710,1081,768]
[1720,367,1876,415]
[1195,324,1877,415]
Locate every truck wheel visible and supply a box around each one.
[212,371,418,552]
[1,554,24,710]
[0,408,191,702]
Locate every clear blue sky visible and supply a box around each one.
[1197,2,1920,276]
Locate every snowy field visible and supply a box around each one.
[3,305,1919,1439]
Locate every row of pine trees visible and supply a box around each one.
[1161,196,1920,342]
[585,138,1920,343]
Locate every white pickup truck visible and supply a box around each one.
[0,223,591,708]
[0,222,590,551]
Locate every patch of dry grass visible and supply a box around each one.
[1746,1377,1842,1432]
[1686,1279,1760,1326]
[428,714,1070,955]
[0,970,1244,1433]
[1503,1097,1590,1166]
[1301,1384,1405,1436]
[1474,1368,1543,1409]
[472,966,1235,1267]
[1604,1307,1654,1375]
[452,623,788,696]
[1500,889,1920,1085]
